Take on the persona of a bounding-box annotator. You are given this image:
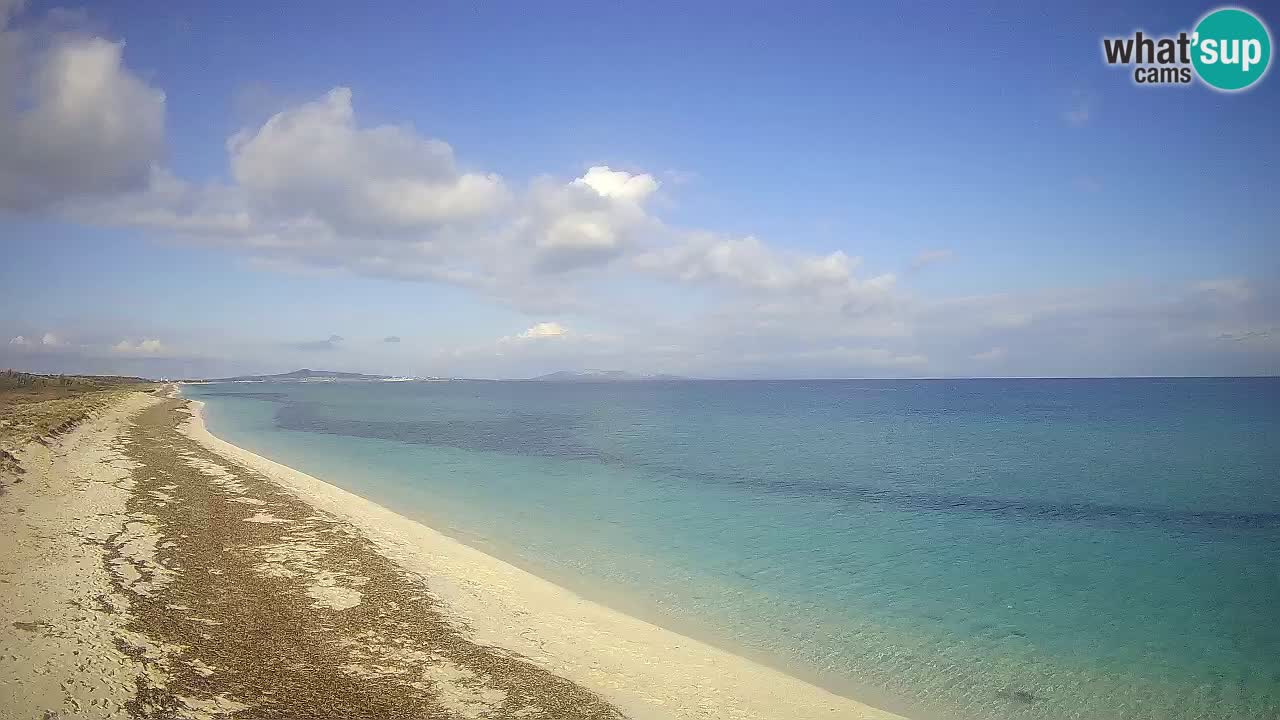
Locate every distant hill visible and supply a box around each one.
[530,369,687,382]
[198,368,393,383]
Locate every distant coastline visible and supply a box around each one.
[181,369,1279,385]
[184,368,694,384]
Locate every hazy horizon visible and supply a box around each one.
[2,0,1276,379]
[25,365,1280,382]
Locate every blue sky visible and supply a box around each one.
[1,0,1276,378]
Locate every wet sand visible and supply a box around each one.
[2,389,906,719]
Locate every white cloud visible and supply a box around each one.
[7,332,62,348]
[227,87,507,234]
[0,9,165,210]
[572,166,659,202]
[3,4,1275,379]
[635,234,895,311]
[71,167,252,235]
[515,322,569,340]
[518,168,662,272]
[70,93,667,298]
[112,338,165,355]
[45,73,894,320]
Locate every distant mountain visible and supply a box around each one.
[530,369,687,382]
[199,368,394,383]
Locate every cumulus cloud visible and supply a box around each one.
[438,323,631,376]
[71,167,252,235]
[8,332,62,348]
[515,322,569,340]
[112,338,165,355]
[519,167,662,272]
[0,7,166,210]
[572,166,659,202]
[68,89,670,302]
[228,87,506,234]
[43,69,888,320]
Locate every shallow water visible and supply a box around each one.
[185,378,1280,720]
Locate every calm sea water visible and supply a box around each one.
[183,378,1280,720]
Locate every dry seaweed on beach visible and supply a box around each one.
[1,388,626,719]
[107,396,627,719]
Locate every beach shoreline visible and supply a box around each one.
[189,394,913,715]
[182,395,908,720]
[6,390,636,718]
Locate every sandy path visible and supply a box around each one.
[1,391,160,719]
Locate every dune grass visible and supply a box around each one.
[0,370,156,476]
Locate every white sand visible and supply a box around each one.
[183,400,908,720]
[0,392,161,719]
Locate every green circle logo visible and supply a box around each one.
[1192,8,1272,91]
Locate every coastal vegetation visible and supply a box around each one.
[0,370,154,477]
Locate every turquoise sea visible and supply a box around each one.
[183,378,1280,720]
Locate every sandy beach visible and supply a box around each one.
[2,388,906,719]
